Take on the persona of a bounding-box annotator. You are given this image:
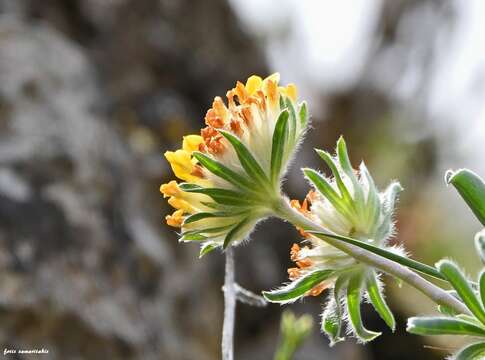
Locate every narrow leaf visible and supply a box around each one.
[299,101,308,129]
[279,94,285,109]
[284,97,297,144]
[303,168,353,219]
[454,342,485,360]
[438,293,460,316]
[193,152,253,190]
[347,273,381,342]
[179,184,255,206]
[475,230,485,265]
[223,216,251,249]
[446,169,485,226]
[375,182,403,240]
[322,273,349,345]
[180,233,207,241]
[366,271,395,331]
[480,270,485,308]
[382,181,403,214]
[199,243,218,258]
[336,136,365,211]
[218,130,269,186]
[183,212,218,224]
[263,270,335,304]
[270,110,289,183]
[437,260,485,322]
[360,163,381,231]
[315,149,353,205]
[322,298,344,346]
[406,317,485,336]
[336,136,354,177]
[182,224,234,236]
[438,304,458,317]
[308,231,445,281]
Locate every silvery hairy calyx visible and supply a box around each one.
[161,74,485,360]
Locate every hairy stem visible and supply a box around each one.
[274,198,470,315]
[222,246,236,360]
[234,284,268,307]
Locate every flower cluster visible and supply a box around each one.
[264,138,403,344]
[161,74,309,256]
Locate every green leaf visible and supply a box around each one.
[437,260,485,322]
[475,230,485,265]
[182,210,246,225]
[382,181,403,214]
[223,216,251,249]
[366,271,395,331]
[438,304,458,317]
[218,130,270,187]
[182,224,234,236]
[347,273,381,342]
[308,231,445,281]
[375,182,403,240]
[479,270,485,308]
[454,342,485,360]
[180,233,207,241]
[322,274,349,345]
[315,149,353,205]
[270,110,289,183]
[284,97,297,144]
[262,270,335,304]
[179,184,255,206]
[360,163,381,231]
[181,224,236,241]
[457,314,484,327]
[298,101,308,129]
[406,317,485,336]
[199,201,241,212]
[336,136,354,177]
[199,243,218,258]
[275,311,313,360]
[183,212,219,224]
[336,136,365,212]
[438,293,461,316]
[446,169,485,226]
[279,94,285,109]
[322,299,343,346]
[303,168,353,219]
[192,152,253,190]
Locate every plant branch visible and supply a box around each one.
[273,198,470,316]
[222,283,268,307]
[222,246,236,360]
[234,284,268,307]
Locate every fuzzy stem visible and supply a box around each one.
[222,246,236,360]
[273,198,470,316]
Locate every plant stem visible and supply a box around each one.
[274,198,470,316]
[222,246,236,360]
[312,232,445,281]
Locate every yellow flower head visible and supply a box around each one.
[162,74,309,256]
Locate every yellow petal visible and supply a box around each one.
[160,180,180,198]
[166,209,184,227]
[264,73,280,85]
[266,78,279,109]
[245,75,263,95]
[285,84,298,102]
[168,196,194,213]
[165,150,194,182]
[182,135,203,153]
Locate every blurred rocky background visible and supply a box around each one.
[0,0,483,359]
